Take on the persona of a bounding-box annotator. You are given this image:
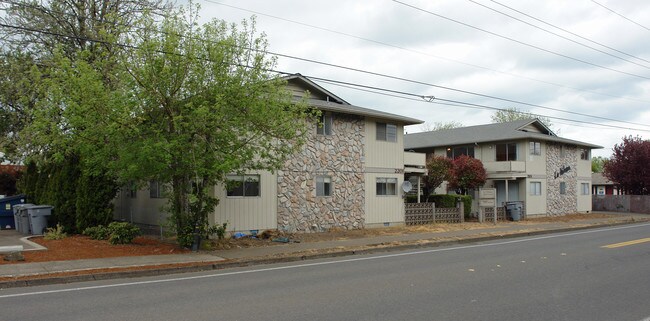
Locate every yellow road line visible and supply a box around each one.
[602,238,650,249]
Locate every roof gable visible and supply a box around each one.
[284,74,349,105]
[404,119,601,149]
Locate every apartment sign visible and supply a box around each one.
[554,165,571,179]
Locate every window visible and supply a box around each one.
[149,181,164,198]
[560,182,566,195]
[376,122,397,142]
[446,146,475,159]
[317,112,332,135]
[530,142,541,156]
[226,175,260,197]
[580,148,590,160]
[127,181,137,198]
[496,143,518,161]
[581,183,589,195]
[376,177,398,196]
[530,182,541,196]
[316,176,332,197]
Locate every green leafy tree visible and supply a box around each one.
[25,7,314,246]
[448,155,487,195]
[419,121,463,132]
[491,107,555,132]
[591,156,607,173]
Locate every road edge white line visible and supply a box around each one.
[2,222,649,299]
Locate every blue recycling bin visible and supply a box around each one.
[0,195,26,229]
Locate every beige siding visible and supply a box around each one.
[114,189,169,226]
[365,120,405,169]
[212,171,278,232]
[365,173,405,224]
[525,178,547,216]
[577,181,592,212]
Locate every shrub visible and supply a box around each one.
[82,222,140,244]
[207,222,228,240]
[107,222,140,245]
[44,224,67,240]
[428,194,472,217]
[82,225,110,240]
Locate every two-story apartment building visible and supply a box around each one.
[114,74,426,233]
[404,119,601,217]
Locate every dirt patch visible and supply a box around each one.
[1,235,188,265]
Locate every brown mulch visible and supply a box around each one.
[1,235,188,265]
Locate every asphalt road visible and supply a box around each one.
[2,223,650,321]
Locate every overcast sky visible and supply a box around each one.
[190,0,650,158]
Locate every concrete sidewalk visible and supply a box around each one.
[1,212,649,288]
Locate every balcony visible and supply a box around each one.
[404,151,426,174]
[483,161,526,173]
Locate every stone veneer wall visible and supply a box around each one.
[546,143,578,215]
[277,113,365,232]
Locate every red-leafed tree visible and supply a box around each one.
[604,136,650,195]
[448,155,487,195]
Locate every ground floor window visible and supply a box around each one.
[226,174,260,197]
[316,176,332,196]
[581,183,589,195]
[530,182,541,195]
[376,177,398,196]
[560,182,567,195]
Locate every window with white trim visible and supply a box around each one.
[226,174,260,197]
[581,183,590,195]
[316,176,332,197]
[580,148,590,160]
[317,112,332,135]
[530,182,542,196]
[376,122,397,142]
[530,142,541,156]
[376,177,398,196]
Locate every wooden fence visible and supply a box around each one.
[593,195,650,213]
[404,202,464,225]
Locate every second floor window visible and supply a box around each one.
[580,148,590,160]
[496,143,518,161]
[530,142,541,155]
[317,112,332,135]
[376,122,397,142]
[447,146,475,159]
[149,181,165,198]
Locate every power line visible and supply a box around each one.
[392,0,650,81]
[591,0,650,32]
[468,0,650,69]
[488,0,650,65]
[308,76,650,132]
[201,0,650,105]
[1,9,649,131]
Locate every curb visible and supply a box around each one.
[1,219,647,289]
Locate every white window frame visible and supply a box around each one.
[226,174,261,197]
[316,176,332,197]
[530,141,541,156]
[496,142,518,161]
[580,148,590,160]
[376,177,398,196]
[530,182,542,196]
[317,112,333,136]
[581,183,590,195]
[376,122,397,142]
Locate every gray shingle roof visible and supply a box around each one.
[404,119,602,149]
[286,74,423,125]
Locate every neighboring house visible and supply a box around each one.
[591,172,623,195]
[404,119,602,217]
[114,74,426,233]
